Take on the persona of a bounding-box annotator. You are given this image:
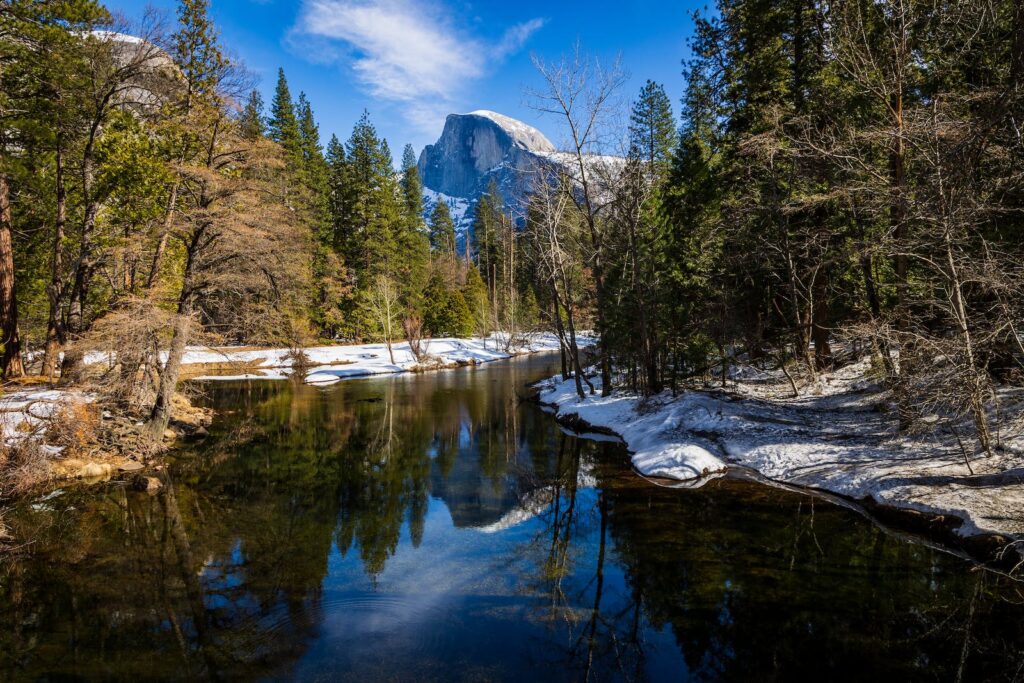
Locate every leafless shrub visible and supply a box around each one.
[403,315,426,361]
[45,401,101,456]
[68,297,175,412]
[0,438,52,498]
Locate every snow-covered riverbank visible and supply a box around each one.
[181,333,582,384]
[2,334,586,454]
[536,360,1024,542]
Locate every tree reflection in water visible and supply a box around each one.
[0,356,1023,681]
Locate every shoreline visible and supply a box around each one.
[533,365,1024,573]
[177,333,578,383]
[1,335,586,499]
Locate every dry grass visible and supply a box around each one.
[0,438,53,498]
[45,401,101,457]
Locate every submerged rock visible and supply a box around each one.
[77,462,112,479]
[131,475,162,494]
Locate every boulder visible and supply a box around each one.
[78,462,112,479]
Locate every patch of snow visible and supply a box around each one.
[89,30,143,44]
[187,333,592,385]
[1,388,93,451]
[539,364,1024,540]
[421,187,473,235]
[463,110,556,154]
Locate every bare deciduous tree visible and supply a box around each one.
[367,274,401,365]
[529,43,627,396]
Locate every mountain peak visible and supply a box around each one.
[418,110,551,204]
[460,110,556,154]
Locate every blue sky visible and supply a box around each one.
[106,0,704,156]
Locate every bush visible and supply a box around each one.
[0,439,52,498]
[46,401,101,456]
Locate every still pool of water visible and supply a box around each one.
[2,353,1023,681]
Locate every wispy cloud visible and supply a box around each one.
[289,0,545,133]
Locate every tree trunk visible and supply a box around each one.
[42,142,68,380]
[551,293,569,380]
[0,172,24,378]
[147,310,191,440]
[811,267,832,370]
[890,90,907,330]
[146,180,180,291]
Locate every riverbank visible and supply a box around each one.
[535,358,1024,564]
[0,334,585,497]
[178,333,576,383]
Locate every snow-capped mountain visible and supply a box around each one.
[418,110,556,238]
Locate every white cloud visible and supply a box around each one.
[494,18,547,60]
[289,0,544,133]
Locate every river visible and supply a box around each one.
[1,353,1022,681]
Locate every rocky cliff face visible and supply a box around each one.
[418,111,556,234]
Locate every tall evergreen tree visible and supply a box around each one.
[173,0,227,109]
[268,68,302,164]
[429,200,456,261]
[628,80,676,173]
[325,134,348,250]
[472,179,503,303]
[399,143,424,230]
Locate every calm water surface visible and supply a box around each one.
[2,354,1024,681]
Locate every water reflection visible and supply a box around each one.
[1,355,1023,681]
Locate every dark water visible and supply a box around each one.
[2,354,1024,682]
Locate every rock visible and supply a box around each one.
[131,475,162,493]
[117,461,144,473]
[418,111,555,200]
[192,425,209,439]
[78,462,112,479]
[163,428,177,441]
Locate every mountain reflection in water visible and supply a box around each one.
[1,354,1023,682]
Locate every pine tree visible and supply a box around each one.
[628,80,676,175]
[392,144,429,314]
[173,0,228,109]
[296,92,330,216]
[423,271,473,338]
[239,89,265,140]
[325,134,348,250]
[341,111,402,312]
[268,68,302,165]
[472,179,503,306]
[429,200,456,261]
[399,143,424,229]
[462,264,490,335]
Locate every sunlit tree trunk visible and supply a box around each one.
[0,171,23,378]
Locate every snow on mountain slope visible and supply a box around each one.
[422,187,472,236]
[463,110,556,154]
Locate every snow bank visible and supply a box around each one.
[0,388,91,453]
[186,333,589,385]
[538,366,1024,540]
